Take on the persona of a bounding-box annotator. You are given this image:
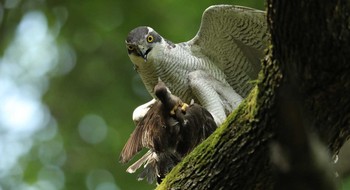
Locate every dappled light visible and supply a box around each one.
[0,5,74,189]
[78,114,108,144]
[86,169,120,190]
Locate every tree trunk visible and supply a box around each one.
[157,0,350,189]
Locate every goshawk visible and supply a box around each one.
[126,5,268,125]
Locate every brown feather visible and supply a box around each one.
[119,124,144,163]
[119,102,163,163]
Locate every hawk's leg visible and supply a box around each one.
[188,70,243,126]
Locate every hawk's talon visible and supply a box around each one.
[181,103,189,113]
[170,103,189,116]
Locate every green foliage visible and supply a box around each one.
[342,176,350,190]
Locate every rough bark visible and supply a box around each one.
[157,0,350,189]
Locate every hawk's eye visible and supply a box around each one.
[147,35,154,43]
[127,45,134,51]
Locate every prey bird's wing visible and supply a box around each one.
[188,5,268,97]
[120,101,164,163]
[119,123,145,163]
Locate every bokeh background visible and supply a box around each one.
[0,0,349,190]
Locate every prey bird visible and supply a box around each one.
[126,5,268,125]
[119,81,217,184]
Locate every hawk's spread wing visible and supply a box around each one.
[188,5,268,97]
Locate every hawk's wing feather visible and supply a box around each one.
[188,5,268,97]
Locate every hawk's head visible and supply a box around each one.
[125,27,174,70]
